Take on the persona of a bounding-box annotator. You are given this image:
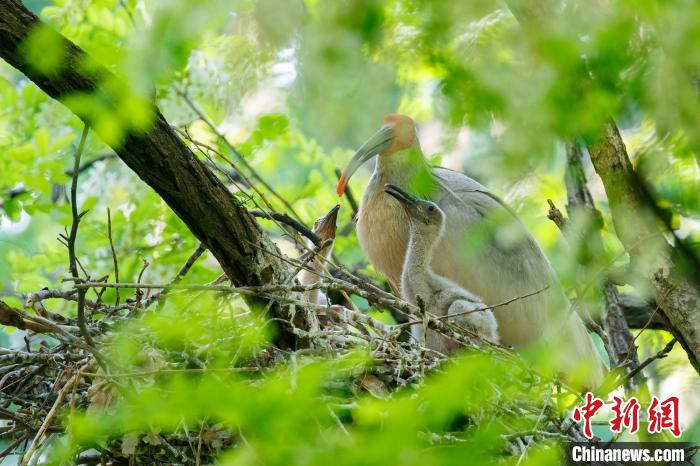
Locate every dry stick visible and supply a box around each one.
[515,383,554,466]
[250,210,321,247]
[0,301,86,347]
[134,258,150,307]
[546,199,611,349]
[186,133,338,320]
[175,88,302,220]
[141,243,207,310]
[619,339,677,390]
[81,367,261,379]
[0,434,28,460]
[21,368,82,465]
[432,285,550,322]
[172,244,206,284]
[107,208,120,306]
[25,289,97,312]
[195,418,207,466]
[546,199,567,230]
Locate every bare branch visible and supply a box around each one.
[107,208,120,306]
[66,125,95,351]
[250,210,321,247]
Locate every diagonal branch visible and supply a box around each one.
[564,143,643,390]
[65,125,94,348]
[0,0,317,341]
[505,0,700,375]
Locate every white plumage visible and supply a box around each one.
[384,183,499,352]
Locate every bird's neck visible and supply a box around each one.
[403,222,437,281]
[298,238,333,285]
[375,145,437,199]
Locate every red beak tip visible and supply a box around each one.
[336,182,346,197]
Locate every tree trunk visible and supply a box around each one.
[0,0,316,338]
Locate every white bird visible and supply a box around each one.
[297,205,339,305]
[337,114,606,388]
[385,183,499,352]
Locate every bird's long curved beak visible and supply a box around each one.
[384,183,419,218]
[337,125,395,196]
[315,204,340,240]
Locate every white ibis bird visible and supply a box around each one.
[297,205,339,305]
[385,183,499,352]
[337,114,605,388]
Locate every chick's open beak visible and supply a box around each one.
[384,184,419,218]
[337,125,394,196]
[315,204,340,241]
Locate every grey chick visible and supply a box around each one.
[384,183,499,352]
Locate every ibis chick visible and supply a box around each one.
[297,205,339,305]
[385,183,499,352]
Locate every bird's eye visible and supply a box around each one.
[428,205,435,212]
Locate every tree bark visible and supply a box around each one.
[0,0,316,337]
[564,144,643,389]
[587,123,700,373]
[505,0,700,373]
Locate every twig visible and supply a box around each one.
[107,208,120,306]
[0,301,94,352]
[622,338,676,387]
[81,367,260,378]
[142,243,207,308]
[250,210,321,246]
[65,153,115,177]
[195,418,207,466]
[65,126,95,349]
[175,88,302,220]
[433,286,550,321]
[176,127,316,256]
[0,434,28,460]
[0,350,84,365]
[133,258,150,308]
[515,383,554,466]
[546,199,567,230]
[21,368,83,465]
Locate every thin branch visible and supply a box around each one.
[66,126,94,350]
[621,338,677,388]
[175,88,302,220]
[141,243,207,308]
[21,368,83,466]
[545,199,567,231]
[433,285,550,321]
[107,208,120,306]
[250,210,321,246]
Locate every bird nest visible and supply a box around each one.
[0,262,593,465]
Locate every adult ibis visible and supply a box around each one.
[337,114,605,388]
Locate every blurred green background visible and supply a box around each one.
[1,0,699,464]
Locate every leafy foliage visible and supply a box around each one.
[1,0,699,464]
